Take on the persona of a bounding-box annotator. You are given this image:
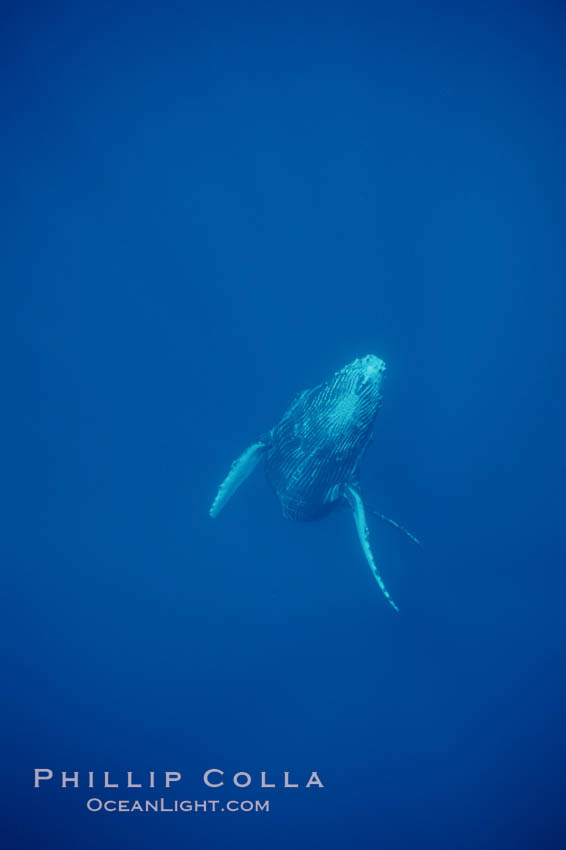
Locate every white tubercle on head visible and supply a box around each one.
[358,354,386,387]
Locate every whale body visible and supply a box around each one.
[209,355,418,611]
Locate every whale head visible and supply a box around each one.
[333,354,386,415]
[345,354,386,389]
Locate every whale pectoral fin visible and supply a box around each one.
[209,442,266,518]
[345,485,399,612]
[368,508,421,546]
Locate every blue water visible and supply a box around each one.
[8,2,566,848]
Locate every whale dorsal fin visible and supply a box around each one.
[209,441,266,518]
[345,485,399,612]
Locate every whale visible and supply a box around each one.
[209,355,419,611]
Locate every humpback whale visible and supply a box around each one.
[209,355,418,611]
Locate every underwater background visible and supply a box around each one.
[8,1,566,848]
